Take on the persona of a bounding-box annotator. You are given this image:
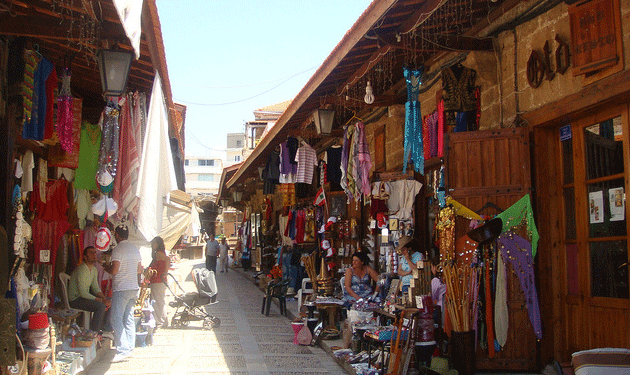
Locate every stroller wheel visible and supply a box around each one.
[203,317,220,330]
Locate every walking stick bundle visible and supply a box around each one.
[443,263,479,332]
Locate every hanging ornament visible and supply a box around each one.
[364,81,374,104]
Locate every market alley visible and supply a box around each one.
[86,259,348,375]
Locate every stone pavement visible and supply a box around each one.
[86,259,348,375]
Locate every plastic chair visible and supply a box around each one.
[297,278,314,312]
[58,273,91,329]
[261,278,291,316]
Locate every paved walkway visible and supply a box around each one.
[87,259,347,375]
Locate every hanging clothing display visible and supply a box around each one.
[23,57,55,141]
[56,68,73,152]
[295,142,317,184]
[355,121,372,199]
[74,121,101,190]
[22,49,38,126]
[402,67,424,174]
[279,141,297,183]
[388,180,423,220]
[495,194,540,257]
[98,101,121,178]
[497,231,543,340]
[263,148,280,194]
[113,94,141,220]
[325,145,342,185]
[441,64,477,112]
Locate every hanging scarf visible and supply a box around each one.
[495,194,540,257]
[402,67,424,174]
[57,68,74,152]
[355,121,372,199]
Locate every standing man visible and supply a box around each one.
[104,224,142,363]
[205,233,219,273]
[68,246,111,333]
[219,237,230,273]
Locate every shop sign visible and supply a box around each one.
[569,0,620,76]
[526,35,570,88]
[559,125,572,141]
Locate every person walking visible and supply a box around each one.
[147,236,171,328]
[219,237,230,273]
[205,233,219,273]
[104,224,142,363]
[68,246,111,333]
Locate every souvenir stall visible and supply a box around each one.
[0,1,180,372]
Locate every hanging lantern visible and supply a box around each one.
[313,108,335,136]
[97,49,134,97]
[232,191,243,202]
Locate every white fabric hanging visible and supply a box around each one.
[112,0,143,59]
[136,74,177,241]
[494,254,509,347]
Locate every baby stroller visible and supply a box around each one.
[167,268,221,330]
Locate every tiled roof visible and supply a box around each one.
[254,100,292,114]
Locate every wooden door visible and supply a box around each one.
[559,104,630,353]
[447,127,537,370]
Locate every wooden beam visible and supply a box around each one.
[521,68,630,128]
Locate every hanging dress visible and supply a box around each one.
[402,67,424,174]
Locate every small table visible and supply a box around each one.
[315,302,343,329]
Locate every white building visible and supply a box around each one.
[225,133,245,168]
[184,155,224,198]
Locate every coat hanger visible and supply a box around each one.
[344,112,363,127]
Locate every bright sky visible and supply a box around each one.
[156,1,372,158]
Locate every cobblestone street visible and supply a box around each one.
[86,260,347,375]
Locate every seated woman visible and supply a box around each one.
[343,251,380,306]
[396,236,425,293]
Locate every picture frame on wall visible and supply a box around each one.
[389,218,399,231]
[329,193,346,217]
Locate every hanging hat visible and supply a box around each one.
[92,196,118,217]
[321,239,331,250]
[395,235,413,253]
[324,216,337,231]
[97,170,114,193]
[467,217,503,246]
[376,213,388,229]
[95,227,112,251]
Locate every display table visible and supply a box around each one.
[316,302,343,329]
[58,338,97,374]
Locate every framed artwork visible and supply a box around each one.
[329,194,346,217]
[389,218,399,231]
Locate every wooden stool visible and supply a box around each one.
[316,303,342,329]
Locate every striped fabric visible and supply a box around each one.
[295,143,317,184]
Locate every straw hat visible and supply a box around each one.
[467,217,503,245]
[395,235,414,254]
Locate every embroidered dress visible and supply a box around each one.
[98,103,121,177]
[56,68,73,151]
[402,67,424,174]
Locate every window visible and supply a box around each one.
[562,107,629,299]
[198,174,214,181]
[236,140,242,147]
[184,160,189,166]
[235,155,241,162]
[198,159,214,166]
